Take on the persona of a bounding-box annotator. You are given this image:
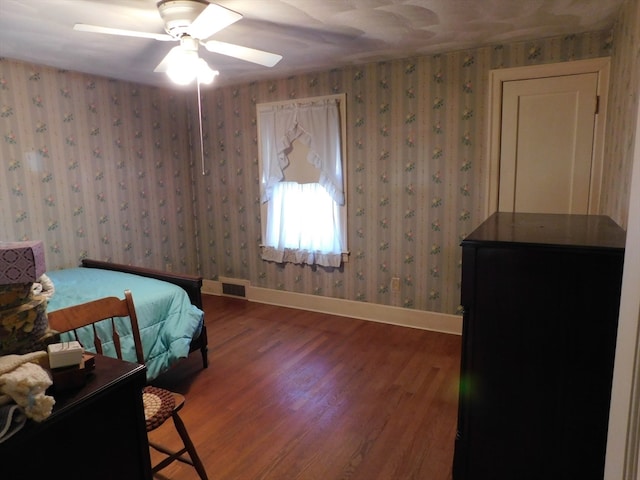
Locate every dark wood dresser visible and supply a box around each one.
[0,355,151,480]
[453,212,626,480]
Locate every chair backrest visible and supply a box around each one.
[47,289,145,365]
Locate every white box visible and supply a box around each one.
[48,341,84,369]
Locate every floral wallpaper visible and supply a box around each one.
[602,0,640,228]
[1,22,635,318]
[0,64,199,273]
[194,29,614,315]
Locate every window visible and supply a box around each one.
[257,94,348,267]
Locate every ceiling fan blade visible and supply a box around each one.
[73,24,174,41]
[153,46,182,72]
[203,40,282,67]
[187,3,242,40]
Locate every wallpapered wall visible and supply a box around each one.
[602,0,640,224]
[194,30,613,314]
[0,26,629,317]
[0,65,199,273]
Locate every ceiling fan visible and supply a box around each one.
[73,0,283,85]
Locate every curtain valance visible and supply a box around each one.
[259,98,344,205]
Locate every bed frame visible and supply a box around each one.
[80,258,208,369]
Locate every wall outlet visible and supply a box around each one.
[165,262,172,272]
[391,276,400,292]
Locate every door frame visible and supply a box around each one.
[486,57,611,217]
[605,104,640,479]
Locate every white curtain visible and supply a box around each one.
[259,98,344,267]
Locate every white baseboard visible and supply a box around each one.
[202,279,462,335]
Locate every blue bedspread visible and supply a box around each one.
[46,267,203,381]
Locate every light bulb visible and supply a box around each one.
[167,66,195,85]
[166,48,199,85]
[197,58,218,85]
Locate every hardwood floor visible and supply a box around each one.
[150,294,461,480]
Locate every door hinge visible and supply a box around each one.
[595,95,600,114]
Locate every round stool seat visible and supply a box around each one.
[143,385,175,432]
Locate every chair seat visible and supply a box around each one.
[143,386,175,432]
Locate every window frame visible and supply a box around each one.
[256,93,349,263]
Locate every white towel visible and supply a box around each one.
[0,362,54,422]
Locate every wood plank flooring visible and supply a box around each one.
[150,294,461,480]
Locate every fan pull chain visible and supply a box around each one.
[197,77,206,175]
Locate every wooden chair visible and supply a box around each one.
[47,289,208,480]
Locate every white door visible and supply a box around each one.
[498,73,599,214]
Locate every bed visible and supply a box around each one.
[45,259,208,381]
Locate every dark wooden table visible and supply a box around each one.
[0,354,151,480]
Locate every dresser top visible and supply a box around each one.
[463,212,626,250]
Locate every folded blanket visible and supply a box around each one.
[31,273,55,300]
[0,351,47,376]
[0,403,26,443]
[0,361,54,422]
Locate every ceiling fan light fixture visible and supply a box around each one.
[167,67,195,85]
[165,48,218,85]
[196,58,218,85]
[166,48,199,85]
[74,0,283,87]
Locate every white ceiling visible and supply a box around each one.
[0,0,624,89]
